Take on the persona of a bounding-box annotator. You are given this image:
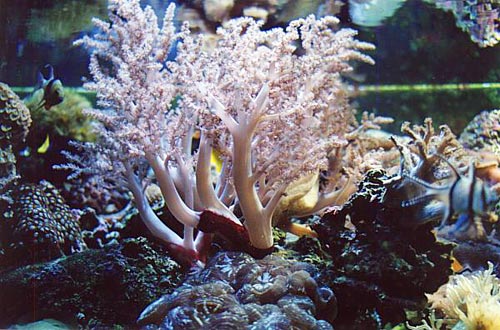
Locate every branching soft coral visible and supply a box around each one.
[389,118,497,239]
[396,118,470,181]
[66,0,374,264]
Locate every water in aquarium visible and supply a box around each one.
[1,0,499,329]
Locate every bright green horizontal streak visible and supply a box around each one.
[353,82,500,93]
[10,82,500,96]
[12,86,95,96]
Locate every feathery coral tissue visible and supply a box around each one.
[65,0,375,264]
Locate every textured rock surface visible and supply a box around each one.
[0,237,182,328]
[314,169,453,328]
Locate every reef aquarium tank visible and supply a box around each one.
[1,0,500,329]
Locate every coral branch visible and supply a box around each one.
[69,0,375,260]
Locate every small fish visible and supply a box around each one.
[451,256,463,273]
[210,148,223,173]
[193,129,223,172]
[399,156,497,235]
[37,134,51,154]
[34,64,64,111]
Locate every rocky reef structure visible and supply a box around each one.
[428,109,500,275]
[314,169,454,328]
[0,237,182,328]
[386,118,500,276]
[0,82,31,191]
[138,251,337,329]
[309,117,500,328]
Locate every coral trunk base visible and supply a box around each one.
[198,209,274,258]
